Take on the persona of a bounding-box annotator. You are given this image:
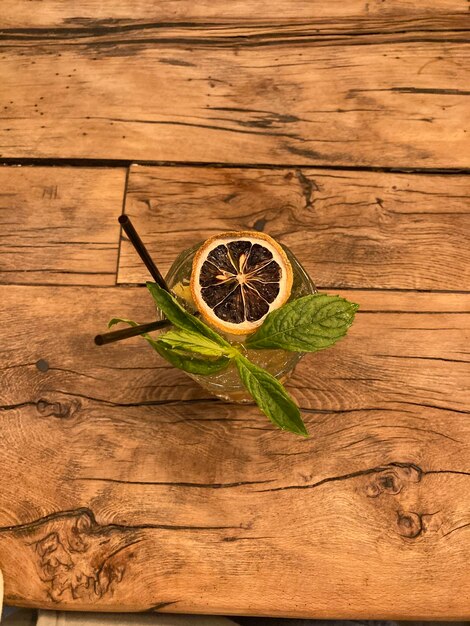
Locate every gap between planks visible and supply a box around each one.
[1,159,470,174]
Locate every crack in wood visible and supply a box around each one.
[0,396,466,420]
[0,393,220,413]
[115,165,130,285]
[254,462,470,493]
[0,507,248,534]
[295,169,319,209]
[442,521,470,538]
[0,400,37,412]
[222,535,274,542]
[372,424,461,444]
[385,401,470,415]
[372,354,470,364]
[0,269,115,275]
[70,115,302,141]
[146,600,180,612]
[392,87,470,96]
[0,158,469,176]
[426,469,470,477]
[72,477,274,488]
[3,20,470,37]
[1,29,469,49]
[349,86,470,97]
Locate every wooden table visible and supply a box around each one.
[1,1,469,620]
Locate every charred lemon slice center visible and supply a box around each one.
[190,231,293,335]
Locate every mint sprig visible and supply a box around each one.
[234,354,308,437]
[154,341,231,376]
[109,284,358,437]
[246,294,358,352]
[108,317,231,376]
[158,329,234,358]
[146,282,231,348]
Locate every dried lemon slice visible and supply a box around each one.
[190,231,293,335]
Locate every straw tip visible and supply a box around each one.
[118,214,129,225]
[94,335,104,346]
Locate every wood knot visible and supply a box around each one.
[397,512,423,539]
[253,217,267,232]
[31,508,137,602]
[35,359,49,372]
[380,472,401,494]
[366,470,402,497]
[37,398,78,419]
[365,464,422,498]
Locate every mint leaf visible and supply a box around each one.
[234,354,308,437]
[146,282,231,348]
[153,341,231,375]
[108,317,142,329]
[108,317,230,376]
[246,294,358,352]
[158,328,236,358]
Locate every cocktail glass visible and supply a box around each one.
[157,241,316,402]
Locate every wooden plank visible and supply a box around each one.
[1,285,469,616]
[0,167,126,285]
[0,32,468,166]
[1,286,468,409]
[1,1,468,29]
[118,166,470,290]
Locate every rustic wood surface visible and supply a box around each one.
[0,167,125,285]
[2,1,469,28]
[119,166,470,289]
[0,0,469,620]
[0,4,469,166]
[1,290,469,617]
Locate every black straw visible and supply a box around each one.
[95,216,175,346]
[118,214,169,291]
[95,319,171,346]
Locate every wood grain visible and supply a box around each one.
[118,166,470,290]
[0,28,468,165]
[0,167,125,285]
[0,287,469,616]
[1,0,469,617]
[2,285,468,410]
[2,0,469,29]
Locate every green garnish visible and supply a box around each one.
[234,354,308,437]
[108,317,231,375]
[146,282,231,348]
[246,294,359,352]
[110,283,358,436]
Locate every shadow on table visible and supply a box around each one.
[231,617,470,626]
[2,611,469,626]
